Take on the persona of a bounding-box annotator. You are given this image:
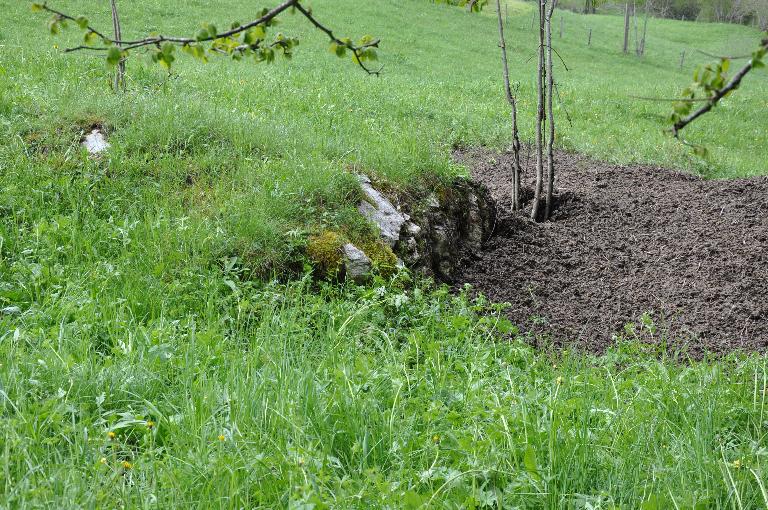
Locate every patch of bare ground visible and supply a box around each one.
[455,147,768,356]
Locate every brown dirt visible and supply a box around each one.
[454,147,768,356]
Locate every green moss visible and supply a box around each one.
[359,239,398,277]
[306,230,346,277]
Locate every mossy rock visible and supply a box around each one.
[306,230,346,277]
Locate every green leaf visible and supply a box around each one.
[83,31,98,45]
[195,29,209,41]
[523,445,541,481]
[75,16,88,29]
[31,3,44,12]
[720,58,730,73]
[106,47,122,66]
[330,43,346,57]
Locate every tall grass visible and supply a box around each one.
[1,0,767,507]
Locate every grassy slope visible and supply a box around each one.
[1,0,767,507]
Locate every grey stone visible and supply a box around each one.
[357,175,408,247]
[82,129,109,155]
[342,243,371,283]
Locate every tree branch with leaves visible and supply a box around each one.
[670,34,767,139]
[31,0,381,76]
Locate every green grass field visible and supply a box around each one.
[1,0,768,507]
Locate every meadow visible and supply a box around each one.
[1,0,767,507]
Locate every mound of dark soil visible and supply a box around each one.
[455,147,768,355]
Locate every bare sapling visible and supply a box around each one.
[623,2,631,53]
[110,0,125,91]
[638,0,650,56]
[495,0,522,210]
[544,0,558,219]
[531,0,547,220]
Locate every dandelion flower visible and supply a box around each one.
[107,431,116,440]
[99,457,107,465]
[146,420,155,429]
[218,434,226,442]
[556,376,563,385]
[732,459,742,469]
[122,461,132,470]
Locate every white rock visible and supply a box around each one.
[82,129,109,155]
[342,243,372,283]
[357,175,408,247]
[1,306,21,315]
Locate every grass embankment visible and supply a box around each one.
[1,0,767,507]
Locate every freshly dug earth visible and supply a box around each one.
[455,148,768,355]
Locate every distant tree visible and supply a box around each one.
[432,0,489,12]
[583,0,607,14]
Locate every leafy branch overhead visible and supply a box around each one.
[31,0,381,75]
[670,33,767,139]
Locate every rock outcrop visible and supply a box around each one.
[357,175,495,282]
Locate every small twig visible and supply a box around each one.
[554,81,572,127]
[629,95,709,102]
[524,44,569,71]
[695,49,751,60]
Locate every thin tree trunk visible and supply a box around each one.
[633,2,639,55]
[623,2,631,53]
[531,0,546,221]
[544,1,557,220]
[111,0,125,91]
[495,0,522,210]
[639,0,650,56]
[679,49,685,70]
[588,27,592,46]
